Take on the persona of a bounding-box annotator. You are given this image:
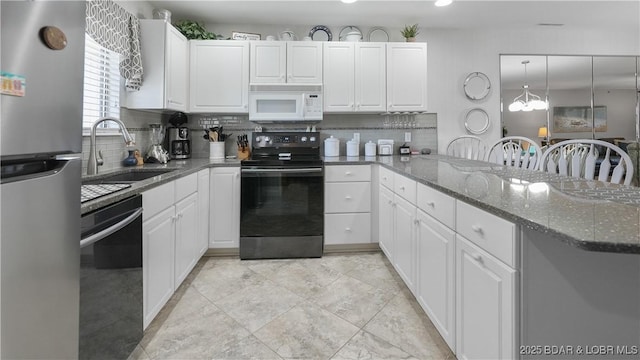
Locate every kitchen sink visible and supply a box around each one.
[82,170,174,185]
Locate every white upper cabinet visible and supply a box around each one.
[323,42,355,112]
[355,43,386,112]
[250,41,322,84]
[250,41,286,83]
[387,42,427,112]
[189,40,249,113]
[124,20,188,112]
[323,43,386,113]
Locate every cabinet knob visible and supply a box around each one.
[414,219,419,225]
[471,253,483,262]
[426,201,435,207]
[345,195,352,200]
[388,200,393,205]
[345,171,352,175]
[471,225,484,235]
[345,227,352,232]
[400,186,405,190]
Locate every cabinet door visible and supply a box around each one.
[378,185,395,259]
[189,40,249,113]
[355,43,386,112]
[174,192,198,289]
[166,24,188,111]
[250,41,286,83]
[287,42,323,83]
[393,194,416,293]
[416,210,456,351]
[197,169,209,257]
[143,206,175,329]
[209,167,240,248]
[323,42,355,112]
[387,43,427,112]
[456,235,516,360]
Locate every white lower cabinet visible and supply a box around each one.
[393,194,416,293]
[456,235,516,360]
[142,172,202,329]
[416,209,456,351]
[378,185,394,258]
[173,192,198,289]
[142,206,175,330]
[197,169,209,256]
[209,167,240,248]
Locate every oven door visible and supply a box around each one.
[240,166,324,259]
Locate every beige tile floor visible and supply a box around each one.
[130,252,456,360]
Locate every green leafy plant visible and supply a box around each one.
[401,24,419,39]
[173,20,220,40]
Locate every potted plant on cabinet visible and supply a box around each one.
[173,20,222,40]
[401,24,419,42]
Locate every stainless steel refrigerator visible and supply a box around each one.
[1,1,86,358]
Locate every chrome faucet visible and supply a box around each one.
[87,117,135,175]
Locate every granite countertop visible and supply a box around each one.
[84,155,640,254]
[326,155,640,254]
[81,158,240,214]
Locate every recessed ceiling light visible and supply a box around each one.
[341,0,358,4]
[435,0,453,7]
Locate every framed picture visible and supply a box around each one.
[552,106,607,133]
[231,31,261,41]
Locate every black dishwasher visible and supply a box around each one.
[80,194,143,359]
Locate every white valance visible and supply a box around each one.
[86,0,143,91]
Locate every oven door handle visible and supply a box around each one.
[80,207,143,248]
[241,167,323,174]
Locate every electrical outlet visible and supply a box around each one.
[405,132,411,142]
[354,132,360,142]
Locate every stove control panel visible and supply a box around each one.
[253,132,320,148]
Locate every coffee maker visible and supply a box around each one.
[167,112,191,159]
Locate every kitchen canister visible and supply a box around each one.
[324,136,340,157]
[209,142,225,160]
[365,141,377,156]
[346,139,359,157]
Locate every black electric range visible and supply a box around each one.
[240,132,324,260]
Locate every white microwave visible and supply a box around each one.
[248,84,323,122]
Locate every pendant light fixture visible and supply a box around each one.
[508,60,548,112]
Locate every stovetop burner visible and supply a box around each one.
[243,131,322,167]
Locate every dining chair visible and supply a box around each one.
[538,139,634,185]
[446,135,488,160]
[486,136,542,170]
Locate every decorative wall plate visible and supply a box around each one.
[309,25,332,41]
[463,72,491,100]
[367,27,389,42]
[464,108,490,135]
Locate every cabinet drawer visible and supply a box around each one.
[325,165,371,182]
[456,200,516,267]
[325,182,371,213]
[324,213,371,244]
[394,173,417,204]
[175,172,198,200]
[143,181,175,221]
[379,166,394,189]
[417,183,455,229]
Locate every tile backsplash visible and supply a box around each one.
[83,109,437,173]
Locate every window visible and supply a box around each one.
[82,34,121,129]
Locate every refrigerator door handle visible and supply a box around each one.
[55,153,82,161]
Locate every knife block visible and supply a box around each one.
[237,147,250,160]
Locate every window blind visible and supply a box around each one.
[82,34,121,129]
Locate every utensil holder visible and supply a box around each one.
[209,142,225,160]
[237,147,250,160]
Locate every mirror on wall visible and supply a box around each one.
[500,55,639,145]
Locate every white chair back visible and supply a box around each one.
[538,139,634,185]
[446,136,488,160]
[486,136,542,170]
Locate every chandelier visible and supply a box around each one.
[508,60,548,112]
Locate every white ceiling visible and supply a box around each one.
[147,0,640,30]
